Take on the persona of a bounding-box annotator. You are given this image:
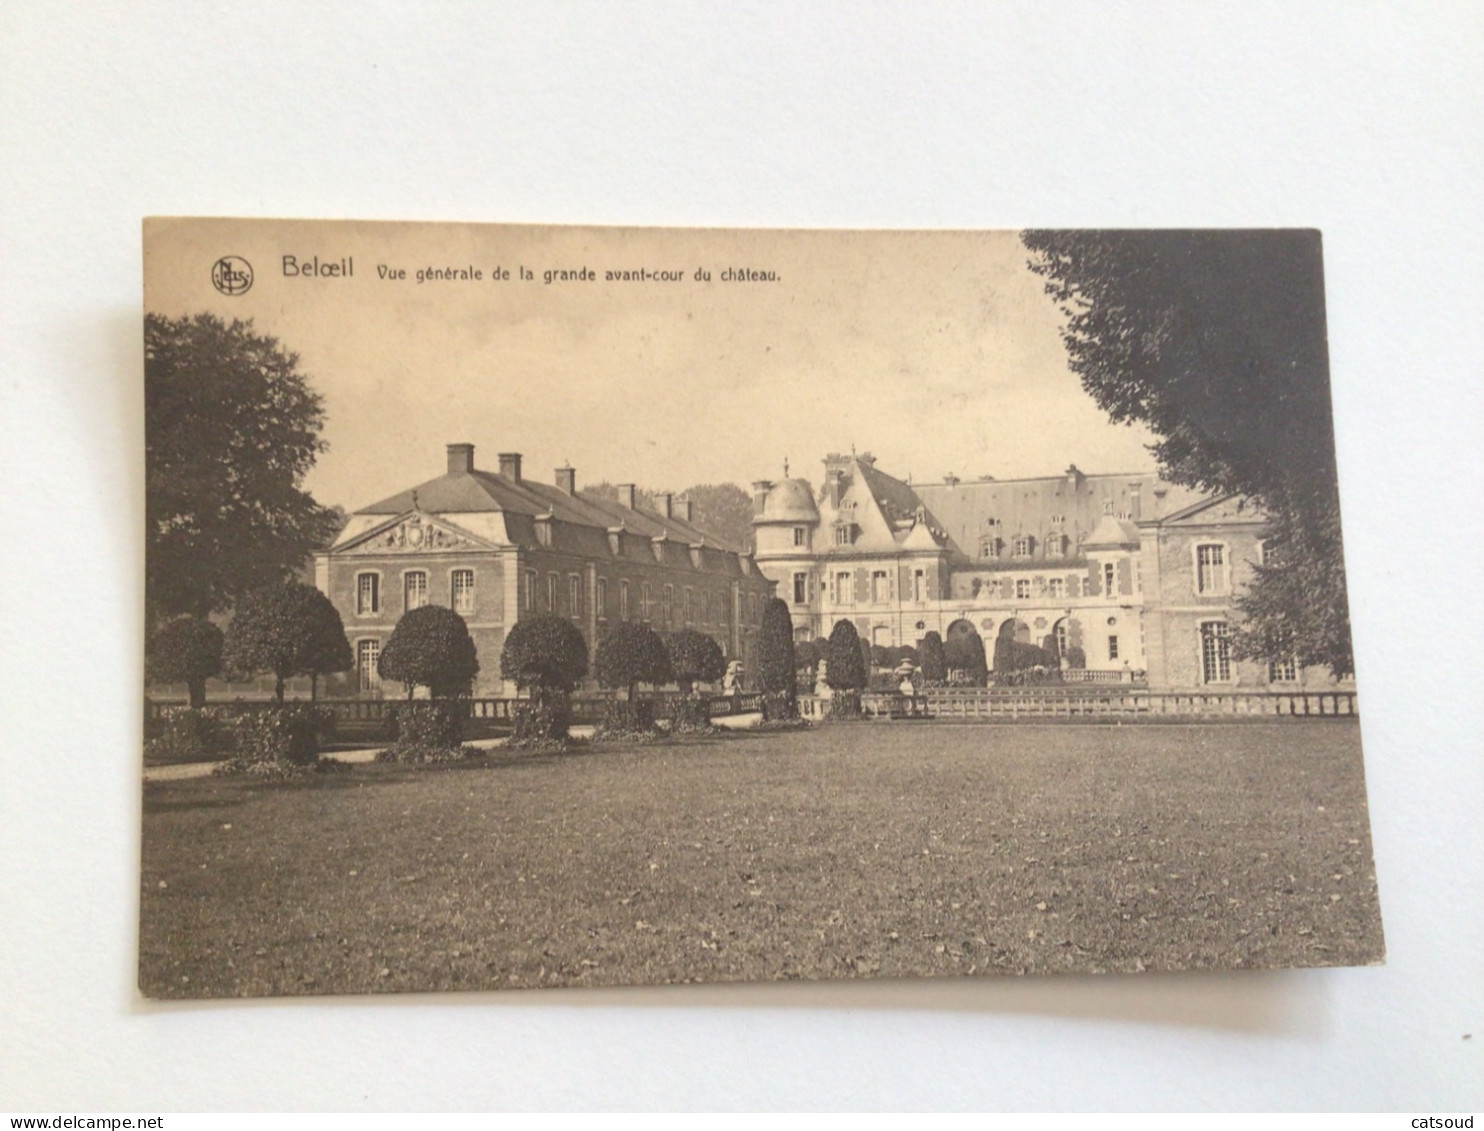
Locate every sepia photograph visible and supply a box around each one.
[140,219,1383,1000]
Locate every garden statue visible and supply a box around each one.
[814,657,832,698]
[723,660,744,696]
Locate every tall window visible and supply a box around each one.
[1044,533,1062,558]
[833,524,852,546]
[1200,621,1232,683]
[451,569,474,613]
[662,584,673,626]
[1053,621,1068,657]
[597,577,608,618]
[1108,634,1119,661]
[684,587,694,623]
[871,570,888,603]
[793,572,808,604]
[913,568,926,602]
[793,526,807,547]
[1047,577,1065,598]
[569,575,582,617]
[357,638,380,692]
[523,570,536,612]
[620,579,630,619]
[836,571,853,604]
[403,570,427,611]
[1015,578,1031,600]
[1013,535,1031,557]
[641,582,652,621]
[546,573,559,612]
[979,536,999,560]
[1103,562,1116,596]
[1196,544,1228,595]
[356,573,380,615]
[1269,655,1297,682]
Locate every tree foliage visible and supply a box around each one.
[146,313,341,623]
[682,483,756,552]
[593,621,672,697]
[757,598,798,702]
[500,615,590,699]
[918,631,947,684]
[146,615,224,708]
[824,620,867,692]
[947,632,989,684]
[580,480,754,551]
[378,605,479,699]
[222,582,352,702]
[1022,230,1353,676]
[665,628,727,694]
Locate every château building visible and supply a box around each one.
[315,443,775,697]
[751,452,1344,691]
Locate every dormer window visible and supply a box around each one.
[535,514,553,547]
[793,526,807,547]
[1013,534,1032,557]
[833,523,855,546]
[979,535,1000,560]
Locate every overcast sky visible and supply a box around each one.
[145,219,1158,511]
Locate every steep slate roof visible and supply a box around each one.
[354,458,745,555]
[914,471,1159,560]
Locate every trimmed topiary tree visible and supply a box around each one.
[946,631,988,686]
[223,581,353,702]
[378,604,480,700]
[594,621,673,734]
[825,619,867,717]
[594,621,673,698]
[757,597,798,718]
[665,628,727,695]
[919,631,947,685]
[147,615,224,708]
[499,614,590,741]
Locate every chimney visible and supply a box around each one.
[498,452,522,482]
[943,472,960,488]
[655,492,673,519]
[618,483,637,509]
[825,468,844,508]
[446,443,475,475]
[751,480,774,512]
[678,497,693,523]
[555,465,576,495]
[1128,480,1143,521]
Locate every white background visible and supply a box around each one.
[1,1,1480,1112]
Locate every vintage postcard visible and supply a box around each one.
[141,219,1382,999]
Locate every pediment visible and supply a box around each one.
[335,511,494,555]
[1162,493,1266,527]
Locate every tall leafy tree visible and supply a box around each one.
[1022,230,1352,676]
[377,605,479,700]
[665,629,727,695]
[222,582,353,702]
[146,313,340,623]
[146,615,224,708]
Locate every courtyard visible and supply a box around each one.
[138,720,1383,999]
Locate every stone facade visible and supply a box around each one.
[316,444,774,697]
[752,452,1350,692]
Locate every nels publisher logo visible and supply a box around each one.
[211,255,254,296]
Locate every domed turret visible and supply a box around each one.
[756,478,819,524]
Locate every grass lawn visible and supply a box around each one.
[139,721,1383,998]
